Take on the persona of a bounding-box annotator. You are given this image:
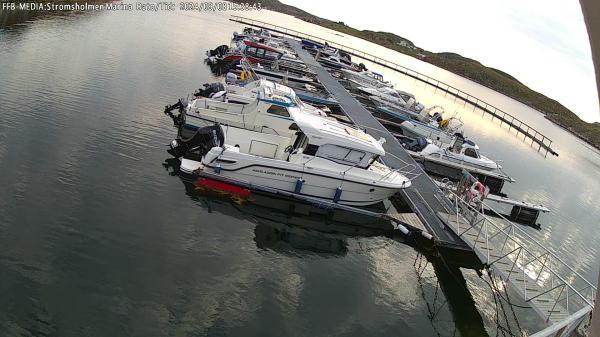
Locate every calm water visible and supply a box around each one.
[0,5,598,337]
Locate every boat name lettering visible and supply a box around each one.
[251,168,299,179]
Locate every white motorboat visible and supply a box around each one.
[340,69,393,90]
[167,105,412,206]
[358,86,422,111]
[318,54,352,70]
[190,79,328,117]
[399,112,463,145]
[406,136,501,170]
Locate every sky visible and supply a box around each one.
[280,0,600,122]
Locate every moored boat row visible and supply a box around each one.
[162,27,544,216]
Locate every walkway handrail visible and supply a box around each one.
[448,191,596,308]
[479,199,598,292]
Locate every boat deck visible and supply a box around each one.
[288,39,471,251]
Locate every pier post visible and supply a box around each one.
[589,271,600,337]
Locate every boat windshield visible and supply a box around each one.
[464,147,480,158]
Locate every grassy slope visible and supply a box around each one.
[235,0,600,148]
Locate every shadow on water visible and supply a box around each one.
[163,157,490,337]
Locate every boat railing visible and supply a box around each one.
[380,152,422,181]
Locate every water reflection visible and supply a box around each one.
[163,158,498,337]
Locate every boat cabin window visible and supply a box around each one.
[304,144,319,156]
[316,144,374,168]
[266,105,290,117]
[263,50,281,60]
[464,148,479,158]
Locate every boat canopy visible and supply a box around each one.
[242,40,281,53]
[256,86,295,107]
[289,109,385,156]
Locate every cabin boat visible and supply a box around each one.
[340,69,393,90]
[403,135,501,170]
[292,83,339,107]
[164,80,330,137]
[221,40,295,66]
[358,86,423,112]
[199,79,328,116]
[235,62,315,85]
[167,104,412,206]
[374,103,446,126]
[318,53,354,70]
[399,116,462,145]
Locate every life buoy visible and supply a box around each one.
[468,181,485,203]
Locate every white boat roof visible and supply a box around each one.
[289,109,385,155]
[237,79,296,99]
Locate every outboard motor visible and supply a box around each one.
[164,98,188,127]
[225,72,238,84]
[168,124,225,159]
[207,45,229,58]
[193,82,225,98]
[402,136,429,152]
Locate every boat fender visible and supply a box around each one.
[395,222,409,235]
[294,178,304,194]
[240,70,250,81]
[214,164,221,174]
[421,231,434,241]
[333,187,343,203]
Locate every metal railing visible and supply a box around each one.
[229,16,558,156]
[438,181,595,334]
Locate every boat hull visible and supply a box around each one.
[180,158,401,207]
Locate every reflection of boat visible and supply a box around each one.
[164,159,397,255]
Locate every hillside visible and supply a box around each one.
[233,0,600,149]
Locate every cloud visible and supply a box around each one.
[280,0,600,122]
